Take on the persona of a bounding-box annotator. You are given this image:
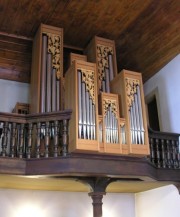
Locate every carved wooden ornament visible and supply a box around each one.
[46,33,62,79]
[125,78,140,109]
[78,68,95,104]
[97,44,113,87]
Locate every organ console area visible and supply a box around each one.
[30,24,150,156]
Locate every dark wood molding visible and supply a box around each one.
[24,153,180,182]
[0,158,25,175]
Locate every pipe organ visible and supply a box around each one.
[30,23,149,156]
[30,24,63,113]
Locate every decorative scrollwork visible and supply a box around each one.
[46,33,62,79]
[103,99,118,118]
[78,68,95,104]
[97,44,113,89]
[125,78,140,109]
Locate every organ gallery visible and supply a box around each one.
[30,23,150,156]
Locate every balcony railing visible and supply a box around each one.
[148,128,180,169]
[0,111,180,170]
[0,110,71,159]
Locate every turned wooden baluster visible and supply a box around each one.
[10,122,17,158]
[171,140,177,168]
[176,140,180,168]
[161,139,166,168]
[155,138,161,168]
[19,123,24,158]
[53,120,59,157]
[150,137,155,165]
[166,139,171,168]
[45,121,50,158]
[62,119,68,156]
[2,122,8,157]
[27,123,33,159]
[36,122,41,158]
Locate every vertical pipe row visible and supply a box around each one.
[78,70,96,140]
[105,106,118,144]
[129,85,145,145]
[41,34,61,113]
[100,53,114,93]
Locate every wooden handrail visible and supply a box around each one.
[0,109,72,123]
[148,127,180,140]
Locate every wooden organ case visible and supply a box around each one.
[110,70,150,155]
[30,24,63,113]
[98,93,122,154]
[65,60,99,152]
[84,36,118,93]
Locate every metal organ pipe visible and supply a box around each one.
[89,98,93,140]
[78,70,82,139]
[92,103,96,140]
[108,54,114,81]
[41,35,47,113]
[56,78,60,111]
[52,68,56,112]
[105,68,110,93]
[46,53,52,112]
[86,89,90,140]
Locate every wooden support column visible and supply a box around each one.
[89,192,105,217]
[78,177,112,217]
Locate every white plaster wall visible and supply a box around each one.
[0,79,29,112]
[103,193,135,217]
[144,54,180,133]
[135,185,180,217]
[0,189,135,217]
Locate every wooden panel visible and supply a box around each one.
[0,0,178,83]
[70,53,87,64]
[116,0,180,82]
[0,0,60,37]
[0,33,32,83]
